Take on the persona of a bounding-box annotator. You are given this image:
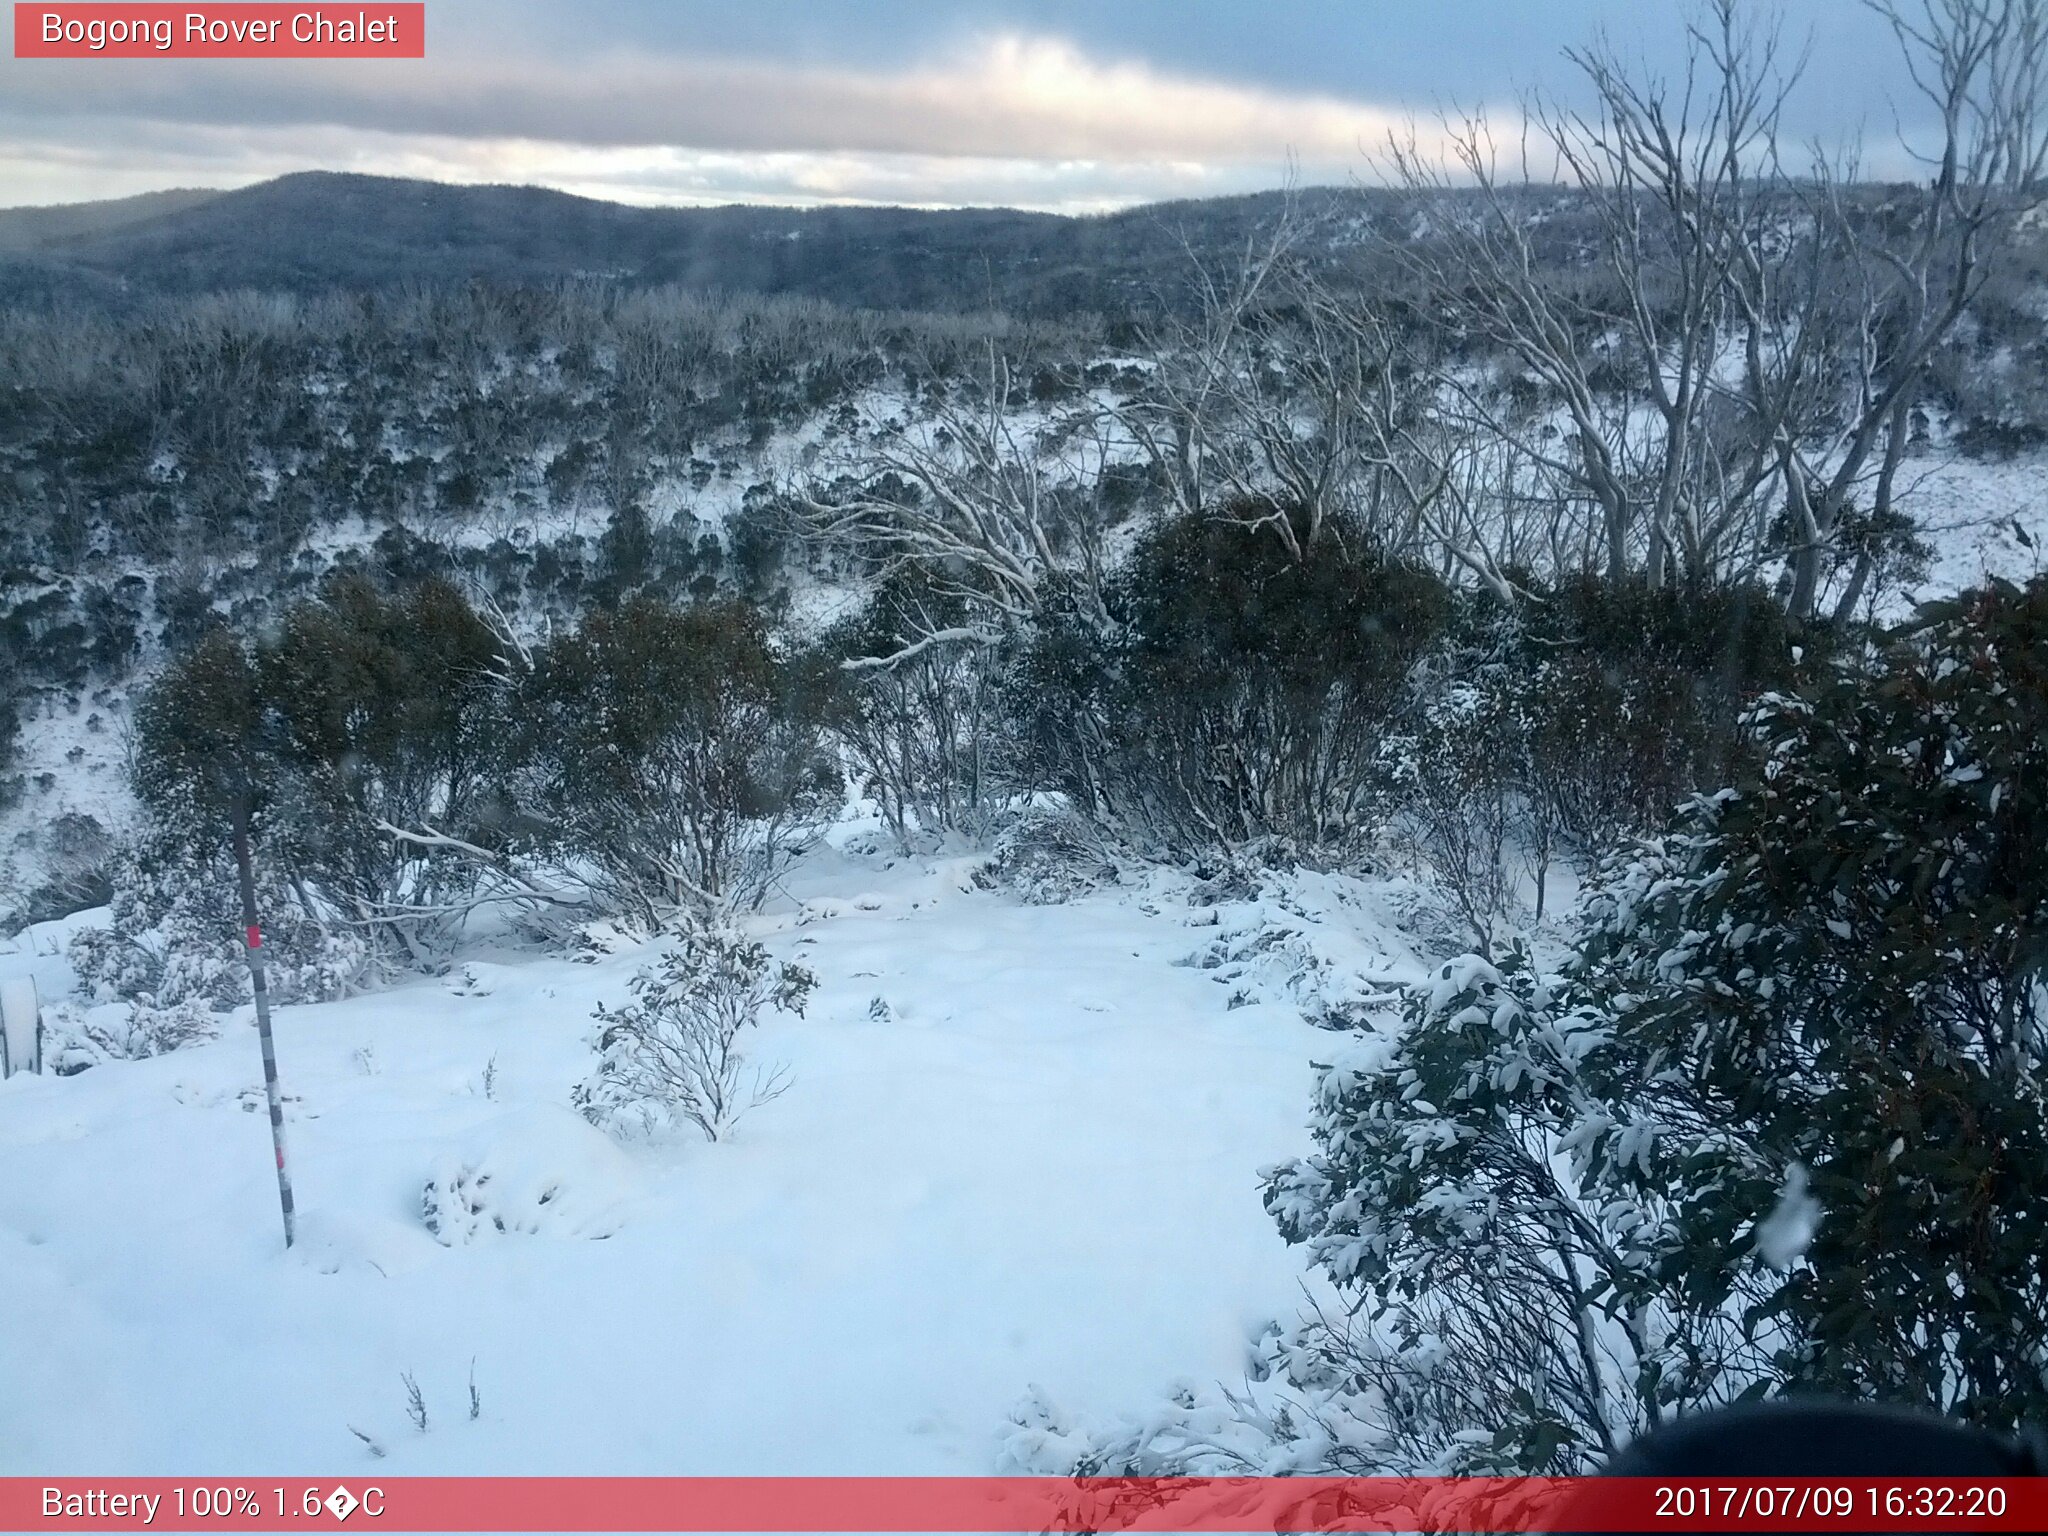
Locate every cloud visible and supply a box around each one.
[6,33,1410,161]
[0,31,1465,209]
[0,123,1296,214]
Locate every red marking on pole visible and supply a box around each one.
[246,924,262,948]
[276,1146,285,1169]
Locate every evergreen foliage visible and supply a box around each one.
[518,597,841,925]
[1011,507,1449,855]
[1261,578,2048,1473]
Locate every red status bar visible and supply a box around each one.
[2,1476,2044,1532]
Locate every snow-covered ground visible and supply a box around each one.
[0,825,1431,1476]
[5,418,2043,1480]
[1893,447,2048,610]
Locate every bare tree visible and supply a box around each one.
[794,345,1111,664]
[1770,0,2048,619]
[1374,0,2048,614]
[1376,4,1794,590]
[1091,192,1552,599]
[1105,198,1377,559]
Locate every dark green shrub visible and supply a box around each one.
[1266,578,2048,1477]
[1515,574,1804,850]
[1011,507,1449,856]
[520,598,840,924]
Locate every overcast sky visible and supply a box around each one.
[1,2,1942,212]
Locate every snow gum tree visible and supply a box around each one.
[121,578,541,982]
[256,575,511,969]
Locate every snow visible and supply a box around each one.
[9,360,2048,1479]
[1893,448,2048,611]
[0,823,1343,1476]
[1753,1163,1823,1273]
[418,1107,641,1247]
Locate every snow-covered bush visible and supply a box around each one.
[1378,577,1801,946]
[42,997,219,1067]
[421,1108,638,1244]
[1555,578,2048,1429]
[1021,943,1795,1478]
[70,834,369,1018]
[975,802,1118,905]
[1263,946,1775,1473]
[1044,579,2048,1477]
[1381,673,1526,953]
[827,569,1002,852]
[1005,509,1446,859]
[1003,1313,1547,1479]
[1173,863,1428,1028]
[574,925,816,1141]
[1511,575,1800,856]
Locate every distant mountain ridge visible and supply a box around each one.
[0,171,1320,314]
[0,187,226,252]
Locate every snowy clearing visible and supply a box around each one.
[0,825,1401,1476]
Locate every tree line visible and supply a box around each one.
[94,501,1794,1024]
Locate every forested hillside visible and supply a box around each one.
[0,171,1324,312]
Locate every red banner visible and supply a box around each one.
[1,1476,2043,1532]
[13,4,423,58]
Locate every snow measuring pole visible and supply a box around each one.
[233,803,296,1248]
